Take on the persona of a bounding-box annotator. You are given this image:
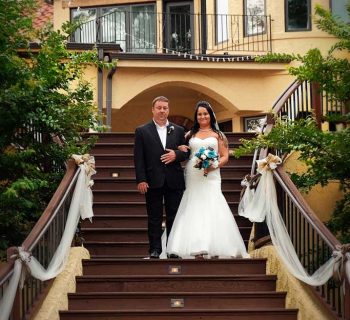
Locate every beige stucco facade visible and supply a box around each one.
[53,0,340,132]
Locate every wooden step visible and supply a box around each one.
[91,142,248,155]
[81,227,251,242]
[92,177,246,191]
[84,242,149,256]
[81,259,267,276]
[92,154,253,167]
[67,291,286,310]
[82,215,149,228]
[86,132,256,144]
[83,240,250,257]
[75,275,277,293]
[85,132,135,143]
[60,308,298,320]
[92,190,144,202]
[92,189,242,202]
[93,202,147,215]
[92,201,240,216]
[81,228,149,242]
[82,214,252,228]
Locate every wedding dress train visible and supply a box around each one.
[166,136,249,258]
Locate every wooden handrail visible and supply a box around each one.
[272,80,301,115]
[273,167,340,250]
[22,159,78,251]
[0,159,78,320]
[249,79,348,319]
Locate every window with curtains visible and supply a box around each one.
[71,4,156,53]
[244,0,266,36]
[330,0,350,23]
[216,0,228,43]
[285,0,311,31]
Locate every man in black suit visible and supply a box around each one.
[134,96,188,259]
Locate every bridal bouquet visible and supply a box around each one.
[194,146,219,177]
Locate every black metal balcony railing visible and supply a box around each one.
[70,10,272,55]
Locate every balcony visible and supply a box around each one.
[70,8,272,56]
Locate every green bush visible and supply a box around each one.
[0,0,114,259]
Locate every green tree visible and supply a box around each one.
[0,0,113,258]
[257,3,350,111]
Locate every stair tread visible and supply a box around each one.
[77,274,276,280]
[60,308,298,313]
[68,291,286,297]
[83,258,267,262]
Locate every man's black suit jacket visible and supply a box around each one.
[134,121,188,190]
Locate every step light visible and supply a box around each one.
[111,172,119,178]
[169,265,181,274]
[171,298,184,308]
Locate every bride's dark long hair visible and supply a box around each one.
[186,101,224,142]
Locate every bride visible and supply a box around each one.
[166,101,249,259]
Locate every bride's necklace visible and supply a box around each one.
[199,128,212,132]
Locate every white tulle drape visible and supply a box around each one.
[239,154,350,287]
[0,155,95,320]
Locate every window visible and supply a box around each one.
[330,0,350,23]
[71,4,156,53]
[244,0,266,36]
[71,8,97,43]
[244,116,266,132]
[216,0,228,43]
[285,0,311,31]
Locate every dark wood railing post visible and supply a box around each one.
[311,82,322,129]
[344,279,350,320]
[7,247,21,320]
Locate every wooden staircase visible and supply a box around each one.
[59,132,298,320]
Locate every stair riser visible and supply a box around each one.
[84,243,149,256]
[92,203,239,216]
[60,312,297,320]
[93,157,252,167]
[92,191,241,202]
[68,295,285,310]
[82,230,148,242]
[86,133,135,143]
[76,279,276,293]
[82,217,148,228]
[93,192,144,202]
[82,215,251,228]
[82,261,266,276]
[91,143,244,155]
[86,133,255,144]
[84,241,249,256]
[82,228,250,242]
[93,203,147,215]
[92,179,244,191]
[94,167,249,179]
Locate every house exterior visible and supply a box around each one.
[51,0,348,132]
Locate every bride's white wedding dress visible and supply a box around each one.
[166,136,249,258]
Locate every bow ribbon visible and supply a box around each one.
[256,153,282,173]
[332,243,350,286]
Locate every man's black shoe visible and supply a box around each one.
[167,253,181,259]
[150,251,160,259]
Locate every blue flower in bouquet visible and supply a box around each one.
[194,146,219,176]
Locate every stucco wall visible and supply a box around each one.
[283,152,344,222]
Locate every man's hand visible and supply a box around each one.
[137,182,149,194]
[160,149,176,164]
